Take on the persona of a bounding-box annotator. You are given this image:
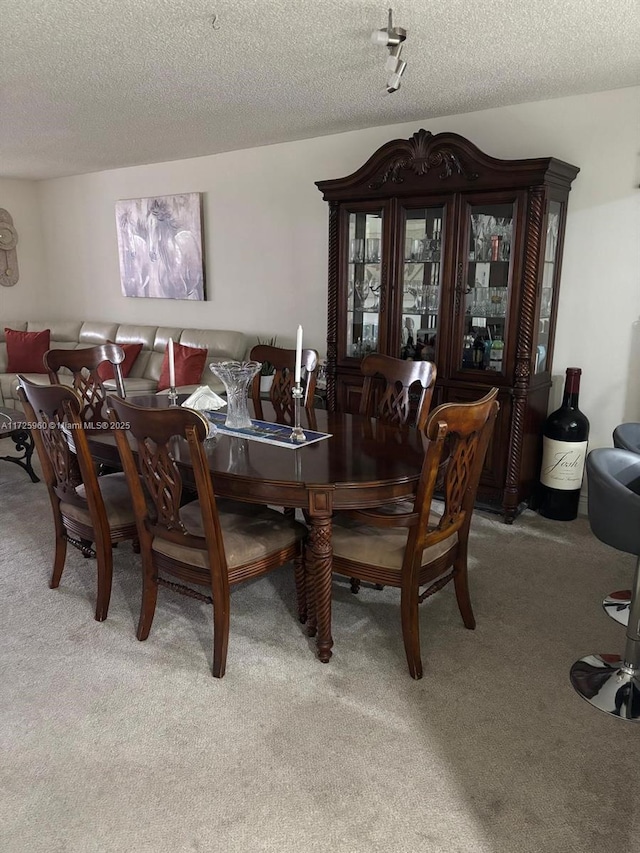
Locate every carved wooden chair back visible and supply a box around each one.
[417,388,499,544]
[17,375,136,621]
[18,378,86,508]
[44,343,126,427]
[108,396,219,563]
[330,387,499,678]
[107,394,307,677]
[249,344,319,422]
[359,353,437,431]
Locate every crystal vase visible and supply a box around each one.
[209,360,261,429]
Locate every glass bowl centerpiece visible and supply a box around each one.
[209,360,262,429]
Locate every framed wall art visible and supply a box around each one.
[115,192,205,300]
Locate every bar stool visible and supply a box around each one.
[569,448,640,720]
[613,422,640,455]
[602,424,640,625]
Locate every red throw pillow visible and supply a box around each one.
[157,341,208,392]
[5,327,51,374]
[96,342,143,381]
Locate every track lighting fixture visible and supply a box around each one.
[386,58,407,93]
[385,43,403,73]
[370,8,406,47]
[371,8,408,94]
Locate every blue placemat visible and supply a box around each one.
[204,410,331,449]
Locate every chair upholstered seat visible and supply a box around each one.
[61,472,135,528]
[332,510,457,571]
[152,500,306,570]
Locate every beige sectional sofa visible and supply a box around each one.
[0,320,247,407]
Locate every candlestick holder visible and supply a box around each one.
[167,387,179,407]
[290,384,307,443]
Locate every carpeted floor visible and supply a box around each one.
[1,457,639,853]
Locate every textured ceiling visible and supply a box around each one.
[2,0,639,180]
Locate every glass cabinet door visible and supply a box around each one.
[399,206,444,362]
[346,210,383,359]
[459,201,515,374]
[534,201,561,374]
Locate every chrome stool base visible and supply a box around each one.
[570,654,640,720]
[603,590,631,626]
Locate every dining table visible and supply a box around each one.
[89,396,426,664]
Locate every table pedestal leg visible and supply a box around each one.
[307,491,334,663]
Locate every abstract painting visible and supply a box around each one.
[115,192,205,300]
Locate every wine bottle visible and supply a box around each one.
[538,367,589,520]
[473,333,485,368]
[489,335,504,370]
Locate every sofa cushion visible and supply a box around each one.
[28,320,82,342]
[96,342,143,382]
[1,323,27,341]
[78,321,119,345]
[157,342,208,392]
[5,328,50,373]
[0,320,246,407]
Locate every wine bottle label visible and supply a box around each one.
[540,438,588,490]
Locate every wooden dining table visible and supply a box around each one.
[89,396,426,663]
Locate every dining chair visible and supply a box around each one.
[359,352,437,432]
[44,343,126,429]
[350,353,438,595]
[17,376,138,622]
[107,395,308,678]
[249,344,319,423]
[326,387,499,679]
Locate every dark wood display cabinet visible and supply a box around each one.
[316,130,579,522]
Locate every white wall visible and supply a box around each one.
[0,179,45,319]
[32,86,640,449]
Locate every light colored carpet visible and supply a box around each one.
[1,457,639,853]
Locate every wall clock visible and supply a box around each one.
[0,209,19,287]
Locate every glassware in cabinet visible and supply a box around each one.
[400,206,444,363]
[534,201,561,374]
[460,201,515,374]
[345,210,383,360]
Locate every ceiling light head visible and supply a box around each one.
[385,43,403,73]
[371,8,406,48]
[386,59,407,94]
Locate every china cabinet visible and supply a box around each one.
[316,130,579,522]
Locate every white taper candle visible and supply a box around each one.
[168,337,176,388]
[294,325,303,385]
